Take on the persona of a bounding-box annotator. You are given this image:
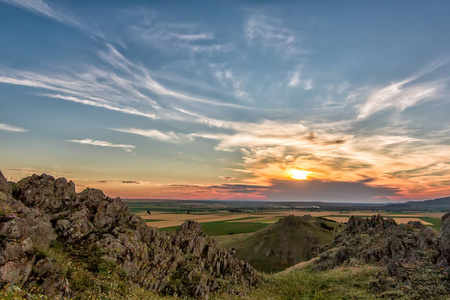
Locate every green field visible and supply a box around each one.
[419,217,443,231]
[160,220,270,236]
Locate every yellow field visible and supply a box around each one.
[138,210,438,228]
[138,212,256,228]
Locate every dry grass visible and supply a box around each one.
[393,217,432,225]
[139,212,258,228]
[137,210,437,228]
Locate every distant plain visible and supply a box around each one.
[126,200,444,241]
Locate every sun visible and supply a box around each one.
[289,169,310,180]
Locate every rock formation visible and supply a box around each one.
[315,215,438,271]
[0,171,258,298]
[436,212,450,268]
[315,214,450,298]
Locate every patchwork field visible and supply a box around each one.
[127,200,445,237]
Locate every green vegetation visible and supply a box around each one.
[0,265,421,300]
[419,217,442,231]
[213,266,393,300]
[161,221,269,236]
[228,216,341,273]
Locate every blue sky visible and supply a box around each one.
[1,0,450,202]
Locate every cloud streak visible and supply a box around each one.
[245,12,300,55]
[0,123,28,132]
[67,139,135,152]
[0,44,252,129]
[358,61,447,119]
[114,128,194,144]
[1,0,80,27]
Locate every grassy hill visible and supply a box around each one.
[225,215,342,273]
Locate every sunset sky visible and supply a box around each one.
[1,0,450,202]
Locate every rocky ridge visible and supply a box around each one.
[0,172,258,298]
[314,214,450,298]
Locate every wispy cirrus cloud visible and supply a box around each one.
[67,139,135,152]
[358,61,447,119]
[245,12,299,55]
[0,44,251,128]
[1,0,80,27]
[214,68,251,101]
[0,123,28,132]
[127,10,229,54]
[114,128,194,144]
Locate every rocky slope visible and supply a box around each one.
[0,172,258,298]
[314,214,450,298]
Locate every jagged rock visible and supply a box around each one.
[314,214,449,297]
[0,171,10,196]
[436,213,450,268]
[316,214,438,271]
[0,172,258,298]
[12,174,76,213]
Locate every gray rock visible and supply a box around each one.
[0,171,259,298]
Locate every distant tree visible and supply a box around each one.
[187,211,191,214]
[147,210,151,214]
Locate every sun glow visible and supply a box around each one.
[289,169,310,180]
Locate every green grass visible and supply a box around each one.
[144,219,163,222]
[229,217,340,273]
[160,221,270,236]
[419,217,442,231]
[213,266,388,300]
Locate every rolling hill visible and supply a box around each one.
[224,215,342,273]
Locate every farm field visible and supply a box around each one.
[126,200,446,238]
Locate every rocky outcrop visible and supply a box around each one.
[435,213,450,268]
[315,214,438,272]
[0,172,258,298]
[314,214,450,298]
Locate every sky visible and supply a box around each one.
[1,0,450,202]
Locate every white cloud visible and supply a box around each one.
[2,0,79,27]
[0,44,252,130]
[128,11,228,55]
[358,61,447,119]
[68,139,135,152]
[245,12,299,55]
[214,68,251,101]
[0,123,28,132]
[288,71,301,87]
[287,69,313,90]
[114,128,194,144]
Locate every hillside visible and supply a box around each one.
[3,171,450,299]
[386,196,450,211]
[0,172,258,299]
[225,215,341,273]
